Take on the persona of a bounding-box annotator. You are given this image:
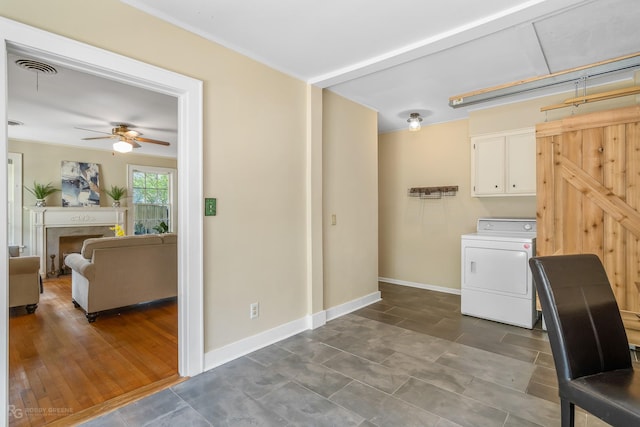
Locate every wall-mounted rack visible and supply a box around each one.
[408,186,458,199]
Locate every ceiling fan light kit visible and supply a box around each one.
[79,123,170,153]
[113,139,133,153]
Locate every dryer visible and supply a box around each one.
[461,218,538,329]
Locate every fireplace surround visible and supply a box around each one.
[28,207,127,277]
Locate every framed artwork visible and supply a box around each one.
[61,161,101,207]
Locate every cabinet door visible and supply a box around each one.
[506,131,536,195]
[472,136,505,195]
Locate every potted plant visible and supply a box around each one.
[25,181,60,207]
[153,221,169,234]
[104,185,127,207]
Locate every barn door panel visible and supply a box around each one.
[560,130,584,255]
[627,122,640,314]
[603,124,627,307]
[537,106,640,323]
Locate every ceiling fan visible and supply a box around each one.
[77,123,170,153]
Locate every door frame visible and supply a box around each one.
[0,17,204,424]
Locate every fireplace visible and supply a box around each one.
[29,207,127,278]
[47,229,110,276]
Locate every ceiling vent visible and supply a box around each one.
[14,59,58,75]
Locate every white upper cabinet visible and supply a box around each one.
[471,128,536,197]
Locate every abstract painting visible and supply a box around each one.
[61,161,101,207]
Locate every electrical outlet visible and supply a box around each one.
[250,302,259,319]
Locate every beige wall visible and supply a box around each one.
[9,139,176,254]
[0,0,321,352]
[323,90,379,307]
[379,78,639,291]
[378,120,536,290]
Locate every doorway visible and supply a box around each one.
[1,17,204,424]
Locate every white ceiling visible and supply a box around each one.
[7,50,178,157]
[7,0,640,154]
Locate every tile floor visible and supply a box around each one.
[82,283,619,426]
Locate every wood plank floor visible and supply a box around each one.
[9,276,178,426]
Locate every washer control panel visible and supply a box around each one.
[477,218,536,234]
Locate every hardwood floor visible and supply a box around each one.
[9,276,178,426]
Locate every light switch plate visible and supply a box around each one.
[205,198,217,216]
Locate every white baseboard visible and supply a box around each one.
[378,277,461,295]
[325,291,381,321]
[308,310,327,329]
[204,317,308,371]
[204,290,380,371]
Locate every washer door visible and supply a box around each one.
[463,246,530,296]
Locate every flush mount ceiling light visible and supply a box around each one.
[113,138,133,153]
[407,113,423,132]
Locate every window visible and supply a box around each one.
[8,153,23,247]
[127,165,176,235]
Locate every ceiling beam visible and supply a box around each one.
[310,0,591,88]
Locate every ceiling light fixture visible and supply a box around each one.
[407,113,423,132]
[113,138,133,153]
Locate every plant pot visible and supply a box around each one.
[35,199,46,207]
[112,201,121,208]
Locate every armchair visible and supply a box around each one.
[9,256,41,313]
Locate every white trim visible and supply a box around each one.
[0,17,204,424]
[7,152,22,249]
[204,317,309,370]
[378,277,461,295]
[308,310,327,329]
[0,42,8,427]
[325,291,382,321]
[203,290,383,371]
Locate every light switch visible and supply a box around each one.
[205,198,217,216]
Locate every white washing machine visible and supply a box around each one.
[461,218,538,329]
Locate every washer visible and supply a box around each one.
[461,218,538,329]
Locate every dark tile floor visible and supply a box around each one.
[82,283,616,426]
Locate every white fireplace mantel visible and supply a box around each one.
[28,207,127,277]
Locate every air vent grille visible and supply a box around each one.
[7,120,24,126]
[15,59,58,74]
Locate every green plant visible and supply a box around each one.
[153,221,169,234]
[24,181,60,199]
[134,222,146,235]
[104,185,127,201]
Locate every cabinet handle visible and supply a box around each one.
[495,185,498,188]
[512,184,516,188]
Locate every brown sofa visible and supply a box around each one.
[9,256,41,313]
[64,233,177,322]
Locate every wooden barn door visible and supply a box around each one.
[536,106,640,344]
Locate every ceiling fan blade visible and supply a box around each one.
[82,135,117,140]
[135,136,171,146]
[128,140,142,149]
[74,126,112,135]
